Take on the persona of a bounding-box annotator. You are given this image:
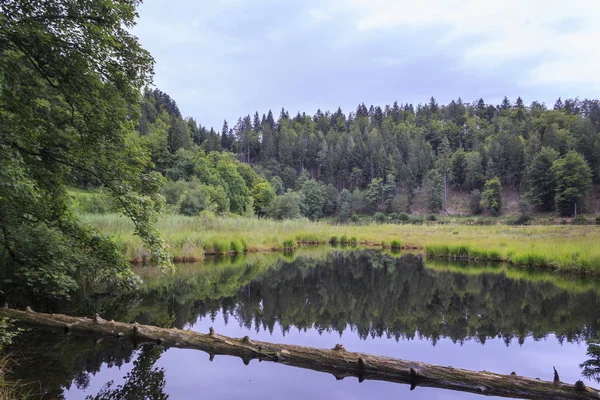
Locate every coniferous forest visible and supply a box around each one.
[129,89,600,220]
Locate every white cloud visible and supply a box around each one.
[313,0,600,90]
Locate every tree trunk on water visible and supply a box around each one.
[2,307,598,400]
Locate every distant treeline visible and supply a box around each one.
[104,90,600,218]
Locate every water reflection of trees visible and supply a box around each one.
[86,345,167,400]
[118,250,600,345]
[213,252,600,345]
[9,250,600,397]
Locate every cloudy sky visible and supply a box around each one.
[133,0,600,129]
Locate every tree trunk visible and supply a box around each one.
[2,307,598,400]
[443,172,447,212]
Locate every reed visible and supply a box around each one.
[80,213,600,272]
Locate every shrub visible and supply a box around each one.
[397,212,410,223]
[351,214,359,223]
[506,215,533,225]
[350,237,358,246]
[374,212,386,223]
[409,215,424,225]
[282,239,296,250]
[0,317,20,352]
[340,235,349,244]
[517,200,531,216]
[390,239,402,249]
[427,214,437,221]
[573,215,589,225]
[596,216,600,225]
[211,240,229,255]
[473,217,494,225]
[230,239,244,253]
[329,236,339,245]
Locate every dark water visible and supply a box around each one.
[6,249,600,399]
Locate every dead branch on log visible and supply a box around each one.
[1,307,598,400]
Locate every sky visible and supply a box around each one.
[133,0,600,130]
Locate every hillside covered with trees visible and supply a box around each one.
[123,89,600,220]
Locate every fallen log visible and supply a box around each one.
[2,307,598,400]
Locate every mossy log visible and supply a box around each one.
[2,307,598,400]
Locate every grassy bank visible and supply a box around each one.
[82,213,600,273]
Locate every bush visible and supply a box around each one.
[390,239,402,249]
[517,200,531,216]
[390,212,411,223]
[230,239,244,253]
[506,215,533,225]
[397,212,410,223]
[374,212,386,223]
[210,240,229,255]
[0,317,20,352]
[329,236,339,245]
[282,239,296,250]
[427,214,437,221]
[573,215,589,225]
[351,214,359,223]
[596,216,600,225]
[409,215,424,225]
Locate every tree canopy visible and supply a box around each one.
[0,0,169,295]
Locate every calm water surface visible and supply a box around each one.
[7,249,600,399]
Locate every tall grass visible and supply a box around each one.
[80,213,600,272]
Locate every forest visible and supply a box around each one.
[3,1,600,398]
[112,88,600,221]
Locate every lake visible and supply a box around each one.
[5,249,600,399]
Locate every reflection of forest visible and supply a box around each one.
[9,332,168,399]
[217,251,600,345]
[94,250,600,344]
[8,250,600,397]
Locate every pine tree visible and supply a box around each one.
[424,169,443,213]
[451,147,467,190]
[435,136,452,210]
[525,147,559,211]
[552,152,592,217]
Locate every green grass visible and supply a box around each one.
[210,240,230,255]
[230,239,244,254]
[282,239,296,250]
[80,213,600,273]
